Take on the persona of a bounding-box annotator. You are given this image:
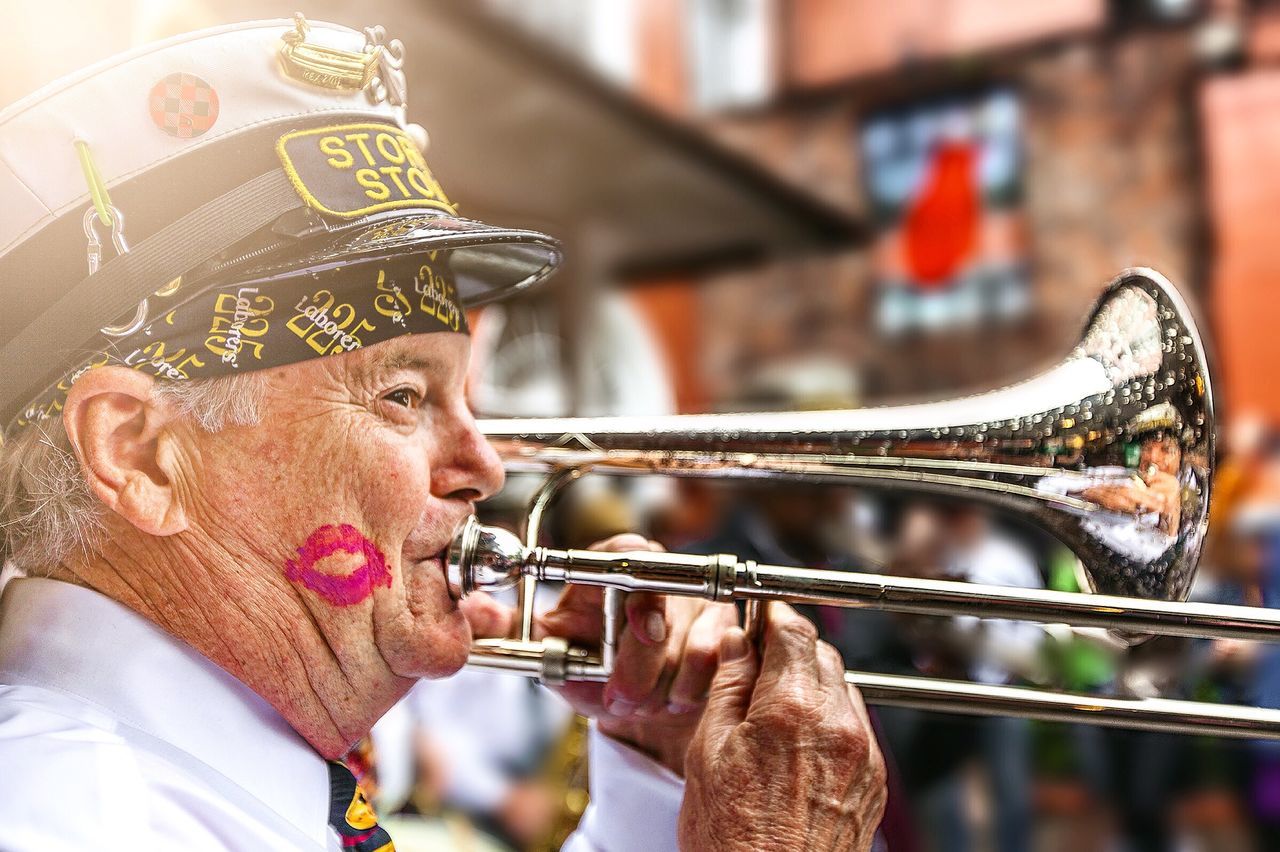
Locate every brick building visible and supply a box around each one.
[9,1,1275,422]
[492,0,1280,424]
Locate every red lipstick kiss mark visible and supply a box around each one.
[285,524,391,606]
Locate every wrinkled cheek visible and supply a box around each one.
[371,541,473,679]
[378,608,473,679]
[363,454,434,545]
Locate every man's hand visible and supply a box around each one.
[679,604,887,852]
[534,533,739,775]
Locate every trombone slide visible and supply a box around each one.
[450,518,1280,740]
[450,517,1280,644]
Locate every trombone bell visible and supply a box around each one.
[480,268,1213,612]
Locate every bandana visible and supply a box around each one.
[10,250,467,434]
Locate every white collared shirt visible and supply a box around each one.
[949,534,1044,685]
[0,577,683,851]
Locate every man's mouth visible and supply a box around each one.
[420,550,461,602]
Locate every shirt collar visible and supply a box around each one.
[0,576,330,844]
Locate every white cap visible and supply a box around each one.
[0,15,560,429]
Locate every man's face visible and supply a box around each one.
[1141,436,1182,477]
[179,332,503,684]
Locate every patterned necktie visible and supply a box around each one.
[327,760,395,852]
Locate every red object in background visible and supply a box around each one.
[903,141,979,287]
[627,279,708,413]
[1203,71,1280,430]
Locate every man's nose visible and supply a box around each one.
[431,404,505,504]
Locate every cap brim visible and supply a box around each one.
[223,211,562,308]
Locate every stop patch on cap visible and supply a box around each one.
[276,122,455,218]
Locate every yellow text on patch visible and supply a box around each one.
[276,122,455,218]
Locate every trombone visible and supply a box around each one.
[448,268,1280,740]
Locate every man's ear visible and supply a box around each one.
[62,366,188,536]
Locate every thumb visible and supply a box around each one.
[533,583,603,643]
[698,627,758,751]
[459,591,515,639]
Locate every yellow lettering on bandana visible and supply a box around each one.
[276,122,455,218]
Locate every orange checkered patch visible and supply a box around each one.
[148,72,219,139]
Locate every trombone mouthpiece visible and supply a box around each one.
[446,516,527,597]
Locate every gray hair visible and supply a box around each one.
[0,372,265,575]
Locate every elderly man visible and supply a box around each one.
[0,16,885,851]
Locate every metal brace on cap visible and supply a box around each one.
[76,138,144,337]
[82,206,147,338]
[278,14,408,119]
[82,206,129,278]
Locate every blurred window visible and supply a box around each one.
[687,0,775,110]
[482,0,637,87]
[860,88,1030,336]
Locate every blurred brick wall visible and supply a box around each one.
[786,0,1105,90]
[627,280,709,413]
[1021,33,1201,351]
[682,29,1202,406]
[703,103,865,218]
[697,250,871,407]
[1202,69,1280,427]
[635,0,688,114]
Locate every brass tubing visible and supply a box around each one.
[461,644,1280,739]
[511,541,1280,643]
[735,563,1280,643]
[847,672,1280,740]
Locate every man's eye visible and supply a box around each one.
[384,388,420,408]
